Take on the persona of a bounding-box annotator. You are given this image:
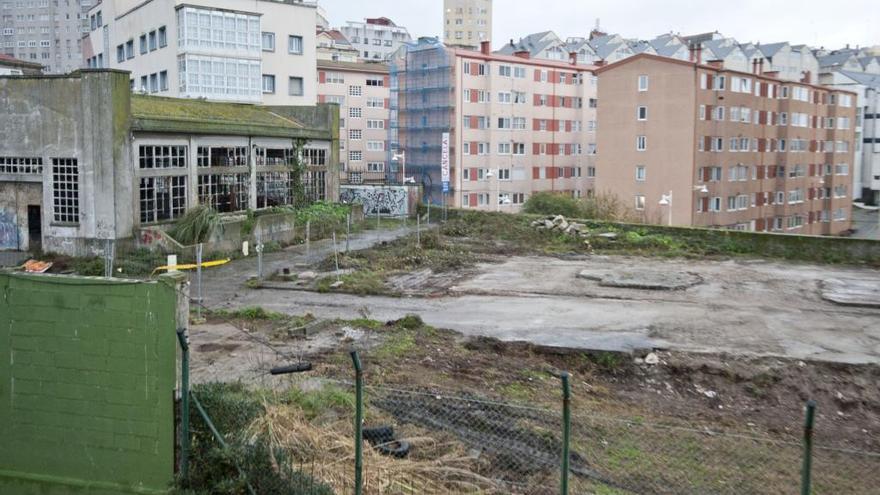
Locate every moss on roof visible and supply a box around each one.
[131,95,303,129]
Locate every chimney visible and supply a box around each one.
[707,60,723,69]
[514,50,530,59]
[801,70,812,84]
[594,60,606,67]
[752,59,758,74]
[689,44,696,62]
[696,44,702,64]
[480,40,491,55]
[758,59,764,74]
[764,70,778,79]
[569,51,578,65]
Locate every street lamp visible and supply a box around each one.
[485,169,505,212]
[658,191,673,226]
[392,151,408,184]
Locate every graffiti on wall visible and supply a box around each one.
[340,186,410,216]
[0,210,18,250]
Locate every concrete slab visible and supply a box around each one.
[577,268,703,290]
[820,278,880,308]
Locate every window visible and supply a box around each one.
[635,166,646,181]
[349,151,363,161]
[367,141,384,151]
[262,74,275,93]
[498,168,511,180]
[288,77,304,96]
[149,73,159,93]
[512,143,525,155]
[288,35,303,54]
[637,106,647,120]
[636,135,647,151]
[125,39,134,59]
[635,194,646,210]
[349,107,362,118]
[366,97,384,108]
[140,176,187,223]
[637,75,648,91]
[497,142,511,155]
[325,72,344,84]
[367,162,384,172]
[159,71,168,91]
[148,30,157,51]
[709,197,722,212]
[514,67,526,78]
[587,166,596,178]
[497,91,511,104]
[117,44,125,63]
[367,119,385,129]
[349,129,362,140]
[139,34,147,54]
[158,26,167,48]
[262,32,275,51]
[52,158,79,224]
[499,65,511,77]
[349,85,362,96]
[366,78,384,87]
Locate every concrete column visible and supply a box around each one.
[248,138,258,210]
[188,136,198,207]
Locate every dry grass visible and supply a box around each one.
[249,403,500,494]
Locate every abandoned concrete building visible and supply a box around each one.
[0,69,340,256]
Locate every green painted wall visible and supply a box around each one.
[0,273,180,494]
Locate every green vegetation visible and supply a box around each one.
[523,191,637,222]
[285,385,356,420]
[316,271,389,296]
[176,382,333,495]
[170,205,221,245]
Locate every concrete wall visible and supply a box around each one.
[0,183,41,251]
[0,70,133,256]
[0,272,185,495]
[341,184,421,216]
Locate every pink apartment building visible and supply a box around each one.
[395,38,598,209]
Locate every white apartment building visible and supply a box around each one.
[82,0,317,105]
[338,17,411,61]
[1,0,91,73]
[443,0,491,49]
[317,59,390,184]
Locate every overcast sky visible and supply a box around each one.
[317,0,879,51]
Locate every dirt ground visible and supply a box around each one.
[208,253,880,364]
[188,313,880,455]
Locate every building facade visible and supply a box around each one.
[338,17,411,61]
[0,52,42,74]
[1,0,90,73]
[443,0,491,49]
[0,70,338,255]
[317,60,391,184]
[81,0,317,105]
[396,39,597,209]
[820,70,880,205]
[596,54,856,235]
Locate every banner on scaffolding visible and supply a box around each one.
[441,132,450,194]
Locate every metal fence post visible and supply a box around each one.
[560,372,571,495]
[350,351,364,495]
[346,213,351,253]
[176,328,190,481]
[195,243,203,321]
[417,213,421,248]
[306,219,311,257]
[801,400,816,495]
[256,229,263,281]
[104,239,114,278]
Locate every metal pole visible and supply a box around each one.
[801,400,816,495]
[332,232,340,282]
[669,191,673,227]
[350,351,364,495]
[346,213,351,253]
[416,213,421,248]
[496,172,501,213]
[104,239,113,278]
[175,329,190,481]
[256,229,263,281]
[560,372,571,495]
[427,200,431,224]
[196,243,203,321]
[306,219,310,257]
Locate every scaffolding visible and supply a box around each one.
[389,37,455,204]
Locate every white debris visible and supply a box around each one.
[644,353,660,365]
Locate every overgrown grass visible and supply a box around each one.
[208,306,287,321]
[170,205,221,245]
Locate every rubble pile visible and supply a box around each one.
[530,215,590,238]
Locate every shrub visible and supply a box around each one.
[522,192,583,218]
[170,205,220,245]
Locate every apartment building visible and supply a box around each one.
[396,38,597,208]
[1,0,90,73]
[82,0,317,105]
[317,59,391,184]
[338,17,411,61]
[596,53,856,235]
[443,0,491,49]
[821,70,880,205]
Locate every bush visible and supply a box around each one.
[170,205,220,245]
[522,192,583,218]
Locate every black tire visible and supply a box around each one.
[362,425,394,445]
[376,440,410,459]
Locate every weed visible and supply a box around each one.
[373,331,416,360]
[396,314,424,330]
[285,385,356,420]
[211,306,286,321]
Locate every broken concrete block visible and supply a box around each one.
[298,271,318,280]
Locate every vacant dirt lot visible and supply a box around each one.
[208,253,880,364]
